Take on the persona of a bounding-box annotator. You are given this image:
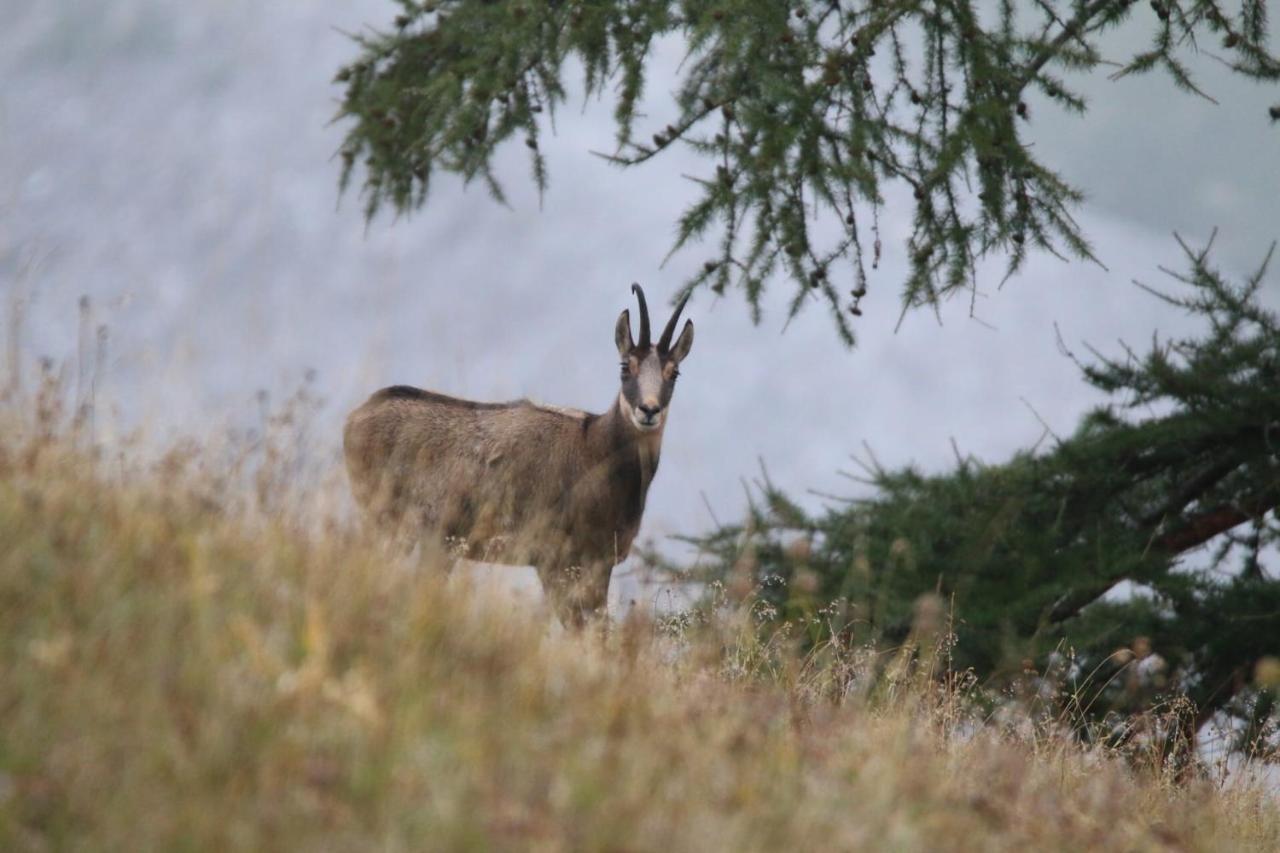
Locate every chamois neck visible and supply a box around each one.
[591,396,664,476]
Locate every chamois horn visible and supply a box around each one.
[631,283,651,348]
[657,290,691,353]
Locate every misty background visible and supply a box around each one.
[3,1,1277,602]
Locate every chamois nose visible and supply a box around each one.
[638,403,660,422]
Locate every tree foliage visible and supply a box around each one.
[678,235,1280,752]
[334,0,1279,343]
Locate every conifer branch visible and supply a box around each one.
[334,1,1280,343]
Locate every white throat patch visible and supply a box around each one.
[618,391,664,432]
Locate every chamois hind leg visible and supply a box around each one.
[535,563,614,629]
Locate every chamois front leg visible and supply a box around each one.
[535,562,613,629]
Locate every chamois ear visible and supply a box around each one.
[668,319,694,364]
[615,309,634,357]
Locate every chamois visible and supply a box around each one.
[343,284,694,626]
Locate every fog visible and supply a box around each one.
[4,1,1276,602]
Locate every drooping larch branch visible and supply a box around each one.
[334,1,1278,344]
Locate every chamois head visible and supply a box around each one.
[614,283,694,432]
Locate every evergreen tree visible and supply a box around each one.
[331,3,1280,757]
[682,235,1279,756]
[333,0,1278,341]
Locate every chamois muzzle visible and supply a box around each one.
[637,403,661,427]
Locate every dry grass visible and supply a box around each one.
[1,393,1277,852]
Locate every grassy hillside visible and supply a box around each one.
[1,405,1277,851]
